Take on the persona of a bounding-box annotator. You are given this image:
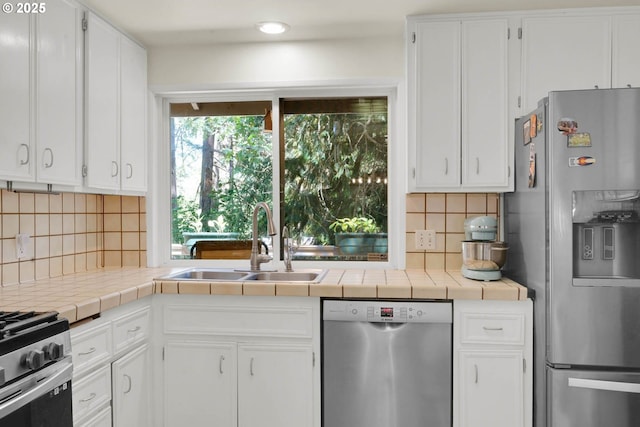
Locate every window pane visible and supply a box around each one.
[282,97,388,261]
[170,102,272,259]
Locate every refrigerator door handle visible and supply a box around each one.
[568,377,640,394]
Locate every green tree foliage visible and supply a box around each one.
[171,109,387,249]
[171,115,272,243]
[284,112,387,245]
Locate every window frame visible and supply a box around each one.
[147,82,404,270]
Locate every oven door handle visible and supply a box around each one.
[0,361,73,420]
[568,377,640,394]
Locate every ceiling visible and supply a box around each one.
[82,0,640,47]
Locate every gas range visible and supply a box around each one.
[0,311,73,426]
[0,311,71,387]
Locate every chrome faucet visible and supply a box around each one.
[250,202,277,271]
[282,226,293,272]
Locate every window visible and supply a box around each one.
[170,101,272,260]
[167,94,389,263]
[282,97,388,261]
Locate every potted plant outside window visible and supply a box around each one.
[329,217,387,255]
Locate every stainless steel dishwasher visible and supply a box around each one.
[322,299,452,427]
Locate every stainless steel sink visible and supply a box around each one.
[160,269,254,281]
[246,270,326,282]
[158,268,326,283]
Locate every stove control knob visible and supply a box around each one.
[24,349,45,370]
[44,343,64,361]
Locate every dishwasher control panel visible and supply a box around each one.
[323,300,452,323]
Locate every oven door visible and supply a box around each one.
[0,358,73,427]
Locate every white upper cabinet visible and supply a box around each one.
[85,12,147,194]
[520,14,611,112]
[612,14,640,89]
[85,12,121,191]
[0,13,34,182]
[0,0,83,185]
[461,20,510,189]
[119,36,147,193]
[410,20,460,190]
[520,10,640,112]
[408,16,513,192]
[36,0,83,186]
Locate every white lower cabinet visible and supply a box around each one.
[158,295,320,427]
[458,350,525,427]
[112,343,151,427]
[164,340,312,427]
[453,299,533,427]
[237,343,313,427]
[164,341,237,427]
[70,292,533,426]
[71,300,152,427]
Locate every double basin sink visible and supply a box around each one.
[159,268,327,283]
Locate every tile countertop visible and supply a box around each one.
[0,267,528,324]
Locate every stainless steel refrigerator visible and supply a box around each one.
[504,88,640,427]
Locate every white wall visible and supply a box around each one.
[147,36,404,87]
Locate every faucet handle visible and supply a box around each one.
[282,226,293,272]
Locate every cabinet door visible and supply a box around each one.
[457,350,524,427]
[612,14,640,89]
[411,20,461,189]
[0,12,33,181]
[112,344,150,427]
[520,15,611,112]
[238,343,313,427]
[120,36,147,192]
[164,341,237,427]
[461,19,510,188]
[36,0,82,185]
[85,12,120,190]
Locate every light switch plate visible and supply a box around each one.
[415,229,436,250]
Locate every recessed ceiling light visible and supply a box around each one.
[256,21,290,34]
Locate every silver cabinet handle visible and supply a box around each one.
[123,374,132,394]
[111,161,119,177]
[126,163,133,179]
[127,326,141,334]
[78,347,97,356]
[568,377,640,394]
[476,157,480,175]
[250,357,254,376]
[80,392,97,403]
[444,158,448,175]
[19,143,30,165]
[482,326,504,331]
[219,355,225,374]
[474,364,478,383]
[43,148,54,168]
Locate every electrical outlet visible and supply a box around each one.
[415,229,436,250]
[16,233,30,259]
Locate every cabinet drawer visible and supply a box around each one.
[459,312,525,346]
[72,364,112,424]
[71,322,112,377]
[76,405,111,427]
[112,306,150,355]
